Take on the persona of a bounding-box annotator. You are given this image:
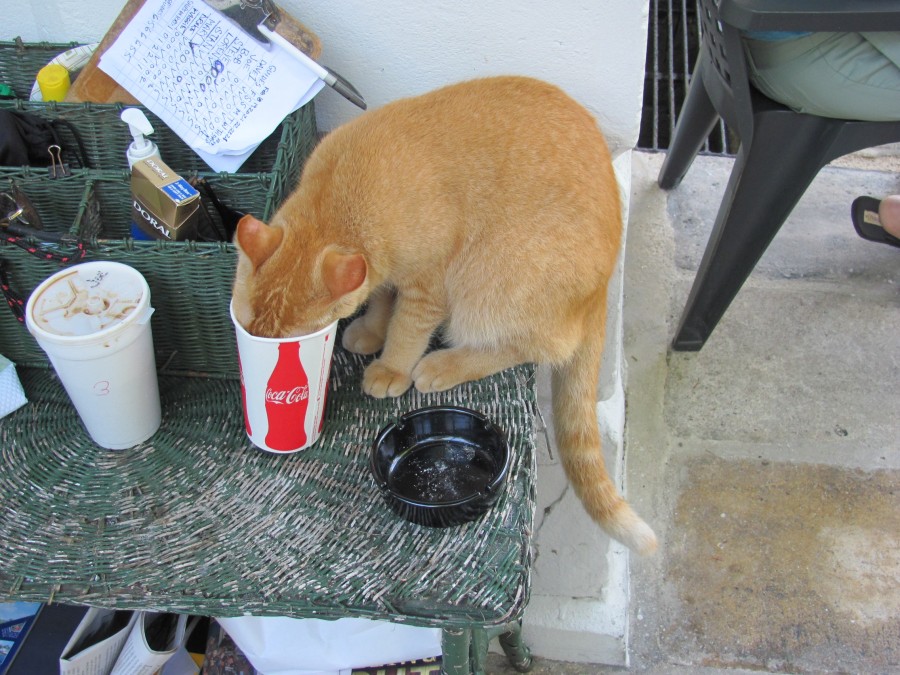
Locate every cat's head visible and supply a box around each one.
[232,214,370,338]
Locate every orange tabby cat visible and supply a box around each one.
[232,76,657,555]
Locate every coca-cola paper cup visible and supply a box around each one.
[230,301,337,454]
[25,261,161,450]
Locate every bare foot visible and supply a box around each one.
[878,195,900,238]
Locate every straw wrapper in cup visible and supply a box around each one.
[230,301,337,454]
[25,262,161,449]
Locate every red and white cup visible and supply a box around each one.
[230,301,337,454]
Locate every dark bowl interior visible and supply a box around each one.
[371,406,510,527]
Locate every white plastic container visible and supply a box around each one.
[121,108,160,168]
[25,262,161,449]
[120,108,200,241]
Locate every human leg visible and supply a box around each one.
[744,32,900,122]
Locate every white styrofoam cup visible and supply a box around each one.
[25,261,161,449]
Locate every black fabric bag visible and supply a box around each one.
[0,109,88,168]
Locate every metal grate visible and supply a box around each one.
[638,0,734,154]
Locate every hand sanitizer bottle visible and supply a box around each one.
[122,108,161,169]
[122,108,161,240]
[120,108,200,241]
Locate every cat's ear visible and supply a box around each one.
[322,249,368,300]
[235,214,284,270]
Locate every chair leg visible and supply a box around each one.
[658,58,720,190]
[441,628,471,675]
[470,629,490,675]
[497,623,533,672]
[672,112,839,350]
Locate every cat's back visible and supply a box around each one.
[300,76,620,278]
[368,76,597,132]
[313,76,614,186]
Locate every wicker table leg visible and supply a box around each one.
[441,628,472,675]
[497,622,533,672]
[470,628,491,674]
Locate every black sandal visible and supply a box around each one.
[851,196,900,248]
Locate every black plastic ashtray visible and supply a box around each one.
[371,406,511,527]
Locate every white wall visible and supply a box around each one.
[6,0,650,154]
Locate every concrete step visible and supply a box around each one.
[624,151,899,674]
[500,149,899,674]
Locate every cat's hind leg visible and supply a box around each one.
[342,286,394,355]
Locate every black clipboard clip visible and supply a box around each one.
[202,0,367,110]
[203,0,280,45]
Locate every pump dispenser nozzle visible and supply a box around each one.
[121,108,159,168]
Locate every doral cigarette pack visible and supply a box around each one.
[130,155,200,241]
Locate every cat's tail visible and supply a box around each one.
[550,294,658,556]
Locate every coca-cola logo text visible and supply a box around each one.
[265,386,309,404]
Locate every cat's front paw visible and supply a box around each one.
[342,317,386,355]
[363,360,412,398]
[412,350,467,393]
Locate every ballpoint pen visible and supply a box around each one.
[320,66,367,110]
[258,24,368,111]
[203,1,368,110]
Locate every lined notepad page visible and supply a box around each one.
[99,0,324,172]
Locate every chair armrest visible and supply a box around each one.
[720,0,900,33]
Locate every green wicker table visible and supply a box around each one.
[0,341,537,674]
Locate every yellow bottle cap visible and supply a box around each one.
[37,63,71,102]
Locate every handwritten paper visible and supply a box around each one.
[99,0,325,172]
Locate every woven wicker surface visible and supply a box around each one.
[0,41,315,176]
[0,237,240,376]
[0,41,82,101]
[0,101,317,374]
[0,344,537,628]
